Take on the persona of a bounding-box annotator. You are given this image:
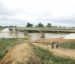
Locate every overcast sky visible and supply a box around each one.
[0,0,75,26]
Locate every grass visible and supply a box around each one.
[33,45,75,64]
[60,42,75,49]
[0,38,75,64]
[0,38,23,59]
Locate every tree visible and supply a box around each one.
[36,23,44,27]
[26,23,33,27]
[46,23,51,27]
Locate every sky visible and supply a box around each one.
[0,0,75,26]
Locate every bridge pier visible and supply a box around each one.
[9,28,14,33]
[14,29,18,38]
[9,28,18,33]
[23,30,31,40]
[24,30,28,35]
[40,31,45,38]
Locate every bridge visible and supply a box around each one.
[9,27,75,33]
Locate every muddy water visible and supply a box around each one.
[30,33,68,41]
[0,28,68,40]
[0,32,67,41]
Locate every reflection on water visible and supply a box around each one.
[0,28,24,38]
[0,28,67,41]
[0,32,24,38]
[0,32,67,41]
[30,33,67,41]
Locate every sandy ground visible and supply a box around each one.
[33,37,75,59]
[34,38,75,44]
[33,43,75,59]
[1,38,75,64]
[0,43,41,64]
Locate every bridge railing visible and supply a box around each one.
[9,27,75,32]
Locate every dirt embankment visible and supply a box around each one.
[34,38,75,44]
[0,43,42,64]
[33,43,75,60]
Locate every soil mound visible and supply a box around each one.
[0,43,42,64]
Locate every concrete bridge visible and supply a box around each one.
[9,27,75,33]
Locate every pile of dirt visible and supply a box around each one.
[0,43,42,64]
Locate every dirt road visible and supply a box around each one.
[33,43,75,59]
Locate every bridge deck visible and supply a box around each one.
[9,27,75,33]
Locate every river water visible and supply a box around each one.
[0,28,68,41]
[30,33,68,41]
[0,28,67,40]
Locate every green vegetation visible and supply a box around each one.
[0,38,22,59]
[33,46,75,64]
[46,23,51,27]
[26,23,33,27]
[0,39,75,64]
[60,42,75,49]
[36,22,44,27]
[26,22,52,27]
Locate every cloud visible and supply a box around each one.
[0,0,75,26]
[0,2,15,16]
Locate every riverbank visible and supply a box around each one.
[34,38,75,44]
[0,38,25,59]
[1,42,75,64]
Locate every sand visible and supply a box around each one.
[64,33,75,39]
[34,37,75,44]
[0,43,41,64]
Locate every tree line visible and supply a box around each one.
[26,22,51,27]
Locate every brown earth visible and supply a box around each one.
[34,38,75,44]
[1,38,75,64]
[33,43,75,59]
[33,37,75,59]
[0,43,42,64]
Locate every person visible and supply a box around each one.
[56,42,59,49]
[51,42,55,49]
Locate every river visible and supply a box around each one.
[0,32,68,41]
[0,28,68,41]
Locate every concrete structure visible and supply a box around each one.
[9,27,75,33]
[40,31,45,38]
